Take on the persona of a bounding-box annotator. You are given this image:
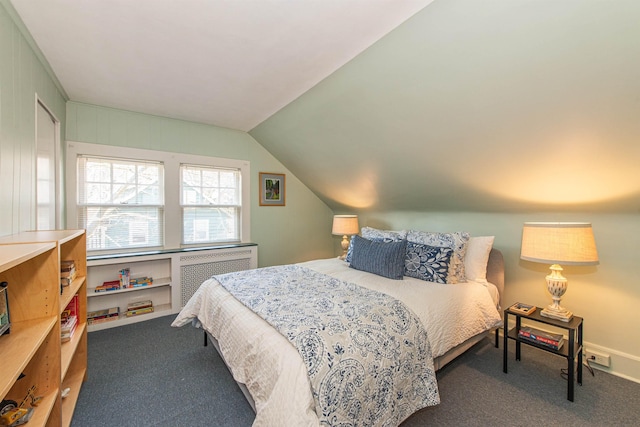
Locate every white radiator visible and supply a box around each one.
[178,246,257,307]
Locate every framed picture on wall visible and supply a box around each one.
[259,172,286,206]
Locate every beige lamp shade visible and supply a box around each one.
[521,222,599,322]
[520,222,599,266]
[332,215,359,236]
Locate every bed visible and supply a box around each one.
[172,230,504,426]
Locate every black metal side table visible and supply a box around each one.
[503,306,583,401]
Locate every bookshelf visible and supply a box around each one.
[87,253,174,330]
[0,230,87,427]
[86,244,258,331]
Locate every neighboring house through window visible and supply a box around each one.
[67,142,250,254]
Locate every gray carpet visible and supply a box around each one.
[72,315,640,426]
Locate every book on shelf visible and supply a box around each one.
[119,268,131,288]
[94,280,121,292]
[61,260,77,287]
[126,300,154,317]
[61,260,75,272]
[88,315,119,325]
[126,306,154,317]
[61,294,79,342]
[130,276,153,287]
[509,302,536,315]
[87,306,120,324]
[127,300,153,310]
[62,294,79,319]
[518,326,564,350]
[61,315,78,342]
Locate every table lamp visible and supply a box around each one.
[520,222,598,322]
[332,215,359,260]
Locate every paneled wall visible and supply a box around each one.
[66,102,335,268]
[0,1,67,236]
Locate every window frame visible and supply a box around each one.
[66,141,251,254]
[76,155,166,252]
[180,163,242,246]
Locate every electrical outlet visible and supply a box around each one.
[584,349,611,367]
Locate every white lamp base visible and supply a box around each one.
[540,305,573,322]
[339,235,350,260]
[540,264,573,322]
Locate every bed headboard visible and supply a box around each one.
[486,248,504,304]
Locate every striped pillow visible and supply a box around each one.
[349,235,406,280]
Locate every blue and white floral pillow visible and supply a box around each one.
[405,242,453,283]
[345,227,408,263]
[407,230,470,284]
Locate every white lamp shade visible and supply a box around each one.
[332,215,359,236]
[520,222,599,266]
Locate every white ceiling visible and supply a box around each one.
[10,0,433,131]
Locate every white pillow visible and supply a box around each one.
[464,236,495,282]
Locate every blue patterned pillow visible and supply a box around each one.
[345,235,356,263]
[407,230,470,284]
[346,227,408,263]
[349,235,407,280]
[404,242,453,284]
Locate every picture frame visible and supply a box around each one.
[259,172,286,206]
[0,282,11,336]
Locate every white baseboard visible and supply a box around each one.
[582,341,640,384]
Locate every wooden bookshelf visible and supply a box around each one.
[0,230,87,427]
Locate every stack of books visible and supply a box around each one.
[61,294,79,342]
[87,307,120,325]
[130,276,153,287]
[94,280,121,292]
[126,300,154,317]
[518,326,564,350]
[61,260,76,288]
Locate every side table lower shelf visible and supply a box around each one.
[503,307,583,402]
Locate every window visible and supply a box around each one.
[67,141,251,254]
[77,156,164,251]
[181,164,241,244]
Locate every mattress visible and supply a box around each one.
[172,257,502,426]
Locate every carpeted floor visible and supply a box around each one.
[72,315,640,426]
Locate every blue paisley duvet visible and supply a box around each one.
[216,264,440,426]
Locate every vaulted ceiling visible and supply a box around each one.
[10,0,432,131]
[10,0,640,213]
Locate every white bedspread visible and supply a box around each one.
[172,258,502,427]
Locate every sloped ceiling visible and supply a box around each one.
[9,0,433,131]
[9,0,640,214]
[250,0,640,213]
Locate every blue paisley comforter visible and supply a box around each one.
[216,264,440,426]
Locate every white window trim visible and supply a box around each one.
[66,141,251,251]
[35,95,62,230]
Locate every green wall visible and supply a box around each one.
[352,210,640,381]
[66,102,335,267]
[0,0,67,236]
[250,0,640,381]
